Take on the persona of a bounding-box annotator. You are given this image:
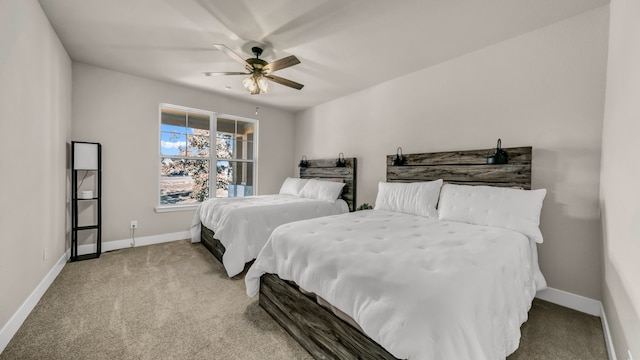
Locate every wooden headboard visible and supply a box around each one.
[386,147,532,189]
[299,157,357,212]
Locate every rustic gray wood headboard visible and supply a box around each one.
[299,157,357,211]
[386,147,532,189]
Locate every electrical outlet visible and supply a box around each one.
[628,350,634,360]
[43,248,48,261]
[130,220,138,229]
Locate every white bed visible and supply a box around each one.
[246,181,547,359]
[191,193,349,277]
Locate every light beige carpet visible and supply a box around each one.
[1,240,607,359]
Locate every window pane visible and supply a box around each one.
[236,120,254,160]
[216,161,231,197]
[234,139,254,160]
[187,133,210,158]
[217,118,235,160]
[161,157,184,176]
[237,122,254,137]
[217,117,236,133]
[161,109,187,127]
[215,134,251,160]
[160,158,209,204]
[187,112,210,131]
[217,161,254,198]
[162,106,210,159]
[216,133,233,159]
[161,131,187,156]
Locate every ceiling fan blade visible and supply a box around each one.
[265,75,304,90]
[203,71,250,76]
[212,44,252,70]
[263,55,300,74]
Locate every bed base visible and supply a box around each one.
[259,273,399,360]
[200,223,225,264]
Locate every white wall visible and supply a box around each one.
[601,0,640,358]
[72,63,296,243]
[0,0,72,340]
[295,7,608,300]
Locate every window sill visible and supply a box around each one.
[155,204,199,213]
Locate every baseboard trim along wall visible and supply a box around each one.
[536,287,602,316]
[536,287,616,360]
[0,250,67,353]
[599,303,618,360]
[1,238,615,358]
[77,231,191,256]
[0,231,190,354]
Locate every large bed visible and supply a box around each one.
[190,157,357,277]
[245,146,547,359]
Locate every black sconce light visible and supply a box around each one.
[391,147,405,166]
[486,139,508,164]
[336,152,346,167]
[298,155,308,168]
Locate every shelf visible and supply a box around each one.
[71,141,102,262]
[70,253,100,262]
[75,225,99,231]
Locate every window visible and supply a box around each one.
[216,117,256,198]
[158,104,258,210]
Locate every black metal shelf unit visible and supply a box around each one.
[70,141,102,262]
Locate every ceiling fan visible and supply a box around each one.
[204,44,304,95]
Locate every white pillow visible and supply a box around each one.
[374,180,443,218]
[437,184,547,243]
[299,179,345,203]
[278,177,308,196]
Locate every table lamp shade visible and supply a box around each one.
[73,142,99,170]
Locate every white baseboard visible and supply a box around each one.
[600,303,618,360]
[1,231,189,354]
[77,231,190,255]
[536,287,617,360]
[536,287,602,316]
[1,247,615,359]
[0,250,68,354]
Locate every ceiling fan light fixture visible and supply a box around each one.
[242,76,257,93]
[208,44,303,94]
[256,75,269,93]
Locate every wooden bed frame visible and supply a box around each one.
[258,146,533,359]
[200,157,357,266]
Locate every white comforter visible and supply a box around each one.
[190,194,348,277]
[246,210,546,360]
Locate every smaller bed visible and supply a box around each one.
[190,157,357,277]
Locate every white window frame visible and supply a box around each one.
[155,104,258,213]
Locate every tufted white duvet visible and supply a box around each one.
[246,209,546,360]
[190,194,349,277]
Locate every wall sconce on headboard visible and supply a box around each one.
[298,155,308,168]
[336,152,346,167]
[486,139,508,164]
[391,147,405,166]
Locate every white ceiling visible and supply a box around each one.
[38,0,608,113]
